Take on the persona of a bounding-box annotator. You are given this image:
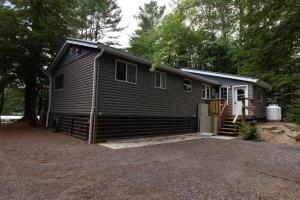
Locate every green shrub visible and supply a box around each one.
[238,121,259,141]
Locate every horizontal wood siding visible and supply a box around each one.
[50,50,98,114]
[191,74,255,115]
[97,53,204,116]
[48,113,90,140]
[253,85,267,118]
[96,115,198,140]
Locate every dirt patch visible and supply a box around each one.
[257,122,300,146]
[0,123,300,199]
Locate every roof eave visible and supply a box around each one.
[46,38,220,85]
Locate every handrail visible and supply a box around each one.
[219,100,228,117]
[232,105,242,124]
[219,99,228,129]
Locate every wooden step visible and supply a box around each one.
[218,131,237,136]
[220,127,235,131]
[222,124,235,127]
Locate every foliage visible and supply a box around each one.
[128,0,165,60]
[76,0,123,44]
[2,87,24,115]
[128,0,300,125]
[0,0,123,124]
[238,121,259,141]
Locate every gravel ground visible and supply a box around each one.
[0,123,300,200]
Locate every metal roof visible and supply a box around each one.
[47,37,220,85]
[181,68,272,90]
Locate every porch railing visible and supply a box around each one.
[232,97,256,133]
[208,99,228,132]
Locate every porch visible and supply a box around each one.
[200,97,256,136]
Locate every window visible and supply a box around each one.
[256,88,263,102]
[202,84,211,99]
[54,74,64,90]
[155,71,166,89]
[237,88,245,100]
[184,79,192,92]
[115,60,137,83]
[220,86,228,99]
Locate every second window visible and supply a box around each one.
[155,71,166,89]
[115,60,137,84]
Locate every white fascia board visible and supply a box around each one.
[181,68,272,90]
[181,68,258,83]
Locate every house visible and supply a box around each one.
[181,68,272,135]
[46,38,271,143]
[45,38,219,143]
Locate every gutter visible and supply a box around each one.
[45,76,52,128]
[88,47,104,144]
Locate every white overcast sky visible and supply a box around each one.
[116,0,173,48]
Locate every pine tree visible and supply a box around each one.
[128,0,165,59]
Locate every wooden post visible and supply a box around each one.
[211,114,214,133]
[242,97,246,120]
[92,114,97,144]
[71,118,74,136]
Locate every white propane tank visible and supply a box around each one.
[266,104,282,121]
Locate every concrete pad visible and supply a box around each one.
[98,133,202,149]
[98,133,235,149]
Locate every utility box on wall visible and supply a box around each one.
[198,103,219,135]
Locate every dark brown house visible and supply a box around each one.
[46,38,219,143]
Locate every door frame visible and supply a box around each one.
[232,85,249,115]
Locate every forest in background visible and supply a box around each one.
[0,0,299,124]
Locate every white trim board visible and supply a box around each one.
[181,68,272,90]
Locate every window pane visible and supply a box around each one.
[161,73,166,89]
[221,87,227,99]
[184,79,191,92]
[155,72,161,88]
[55,74,63,90]
[237,88,245,100]
[116,61,126,81]
[202,85,206,98]
[127,64,136,83]
[206,86,210,99]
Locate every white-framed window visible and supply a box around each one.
[256,87,263,102]
[202,84,211,99]
[155,71,166,89]
[115,60,137,84]
[54,74,64,91]
[184,78,192,92]
[219,86,228,99]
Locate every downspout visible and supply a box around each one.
[88,47,104,144]
[46,76,52,128]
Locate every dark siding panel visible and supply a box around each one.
[253,85,267,118]
[97,115,198,140]
[97,53,204,117]
[192,74,255,115]
[48,113,89,140]
[51,50,98,114]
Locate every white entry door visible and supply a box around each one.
[232,86,248,115]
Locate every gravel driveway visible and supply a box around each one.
[0,124,300,200]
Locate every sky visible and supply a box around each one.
[116,0,173,48]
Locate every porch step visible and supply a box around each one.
[220,127,235,131]
[218,131,237,136]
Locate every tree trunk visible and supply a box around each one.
[23,75,38,125]
[0,79,5,123]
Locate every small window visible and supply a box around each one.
[202,84,211,99]
[256,88,263,102]
[115,60,137,84]
[54,74,64,90]
[155,71,166,89]
[184,79,192,92]
[220,86,228,99]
